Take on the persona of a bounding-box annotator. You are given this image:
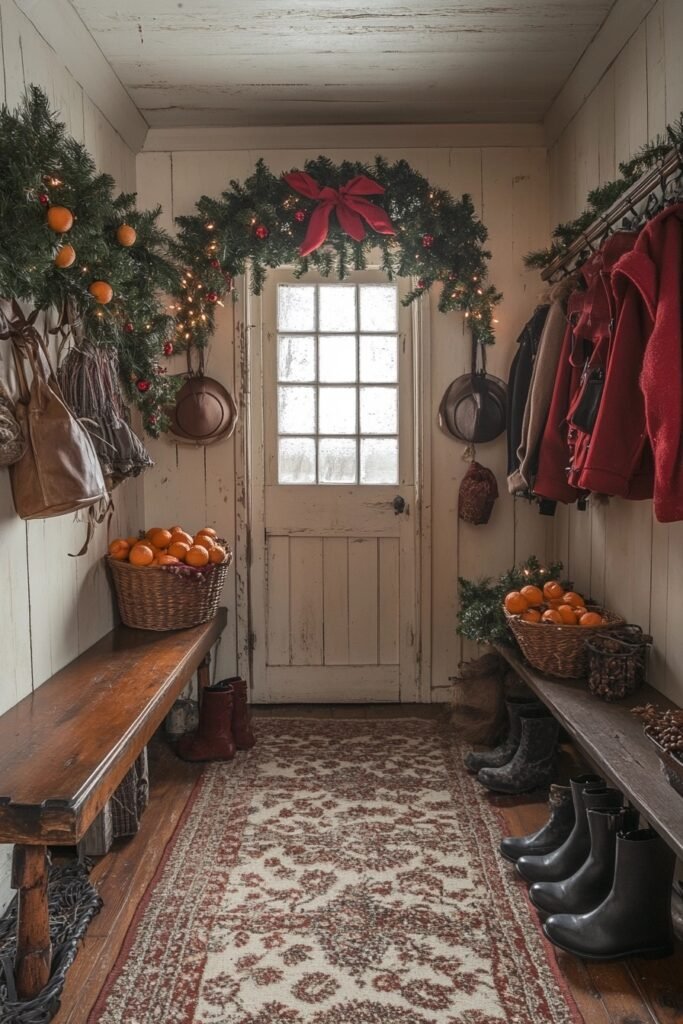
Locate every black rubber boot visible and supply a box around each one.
[499,783,574,863]
[464,697,543,773]
[516,775,620,883]
[476,709,559,794]
[544,828,675,960]
[529,804,638,916]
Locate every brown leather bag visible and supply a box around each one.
[3,303,107,520]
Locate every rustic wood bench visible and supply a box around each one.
[0,607,227,1001]
[496,644,683,862]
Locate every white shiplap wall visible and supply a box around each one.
[547,0,683,704]
[0,0,142,910]
[136,140,552,700]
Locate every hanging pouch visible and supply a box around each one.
[570,366,605,434]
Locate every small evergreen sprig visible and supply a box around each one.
[457,555,564,646]
[524,114,683,270]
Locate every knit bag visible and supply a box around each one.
[458,461,499,525]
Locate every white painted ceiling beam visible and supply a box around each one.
[544,0,658,145]
[14,0,148,152]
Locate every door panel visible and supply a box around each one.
[254,269,418,703]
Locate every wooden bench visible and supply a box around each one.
[496,644,683,861]
[0,607,227,1001]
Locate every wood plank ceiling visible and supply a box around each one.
[69,0,616,127]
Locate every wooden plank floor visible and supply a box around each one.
[52,706,683,1024]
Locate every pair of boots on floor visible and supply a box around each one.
[178,677,255,761]
[465,696,558,793]
[501,773,675,960]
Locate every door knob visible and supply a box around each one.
[392,495,406,515]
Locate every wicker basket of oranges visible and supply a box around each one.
[503,581,623,678]
[106,526,232,631]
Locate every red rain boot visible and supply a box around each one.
[228,678,256,750]
[177,685,236,761]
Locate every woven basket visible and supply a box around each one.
[505,607,623,678]
[107,557,229,631]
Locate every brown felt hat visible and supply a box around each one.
[168,375,238,445]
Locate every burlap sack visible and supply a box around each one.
[450,652,505,744]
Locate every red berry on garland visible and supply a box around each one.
[210,258,220,269]
[124,322,134,334]
[38,193,49,206]
[148,414,157,427]
[163,341,173,356]
[417,279,426,289]
[136,379,151,393]
[421,234,434,249]
[207,291,218,303]
[294,210,306,223]
[255,224,269,240]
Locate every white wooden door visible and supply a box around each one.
[251,270,419,703]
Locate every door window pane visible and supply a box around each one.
[276,283,400,484]
[278,286,316,331]
[360,387,397,435]
[319,285,356,331]
[278,335,315,382]
[279,385,315,434]
[319,335,356,383]
[359,285,397,332]
[319,387,356,435]
[360,335,397,383]
[318,438,357,484]
[279,437,316,483]
[360,438,399,484]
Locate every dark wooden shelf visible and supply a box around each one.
[495,644,683,862]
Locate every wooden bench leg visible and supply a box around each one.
[197,651,211,695]
[12,844,52,1001]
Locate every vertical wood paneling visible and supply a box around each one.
[378,537,399,665]
[348,538,378,665]
[322,538,349,665]
[289,537,323,665]
[548,0,683,706]
[266,536,290,665]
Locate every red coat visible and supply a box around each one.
[610,205,683,522]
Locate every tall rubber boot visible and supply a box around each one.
[544,828,675,960]
[476,709,558,794]
[229,678,256,750]
[516,777,621,883]
[464,697,544,772]
[529,805,638,916]
[499,783,574,863]
[177,685,236,761]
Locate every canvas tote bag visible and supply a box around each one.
[2,301,106,519]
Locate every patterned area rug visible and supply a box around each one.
[89,719,581,1024]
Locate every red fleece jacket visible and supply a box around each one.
[611,205,683,522]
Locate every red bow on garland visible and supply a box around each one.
[283,171,396,257]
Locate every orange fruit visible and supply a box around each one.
[521,608,542,623]
[46,205,74,233]
[116,224,137,247]
[170,530,193,547]
[88,280,113,304]
[557,604,578,624]
[504,591,529,615]
[108,538,130,561]
[186,545,209,567]
[148,527,173,550]
[542,609,563,624]
[129,543,154,566]
[543,580,564,601]
[548,599,564,610]
[194,533,215,551]
[563,591,585,609]
[209,544,227,564]
[197,527,218,539]
[574,606,588,620]
[169,525,185,535]
[54,244,76,268]
[126,535,140,548]
[157,553,180,566]
[145,527,160,539]
[168,541,190,561]
[579,611,603,627]
[520,585,544,607]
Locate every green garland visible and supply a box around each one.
[172,156,502,349]
[0,88,180,436]
[457,556,564,646]
[525,114,683,270]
